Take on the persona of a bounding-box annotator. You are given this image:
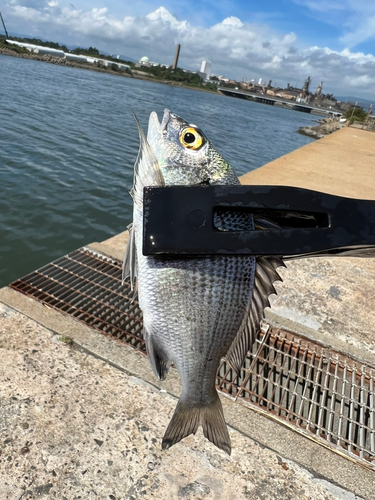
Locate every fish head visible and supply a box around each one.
[147,109,239,186]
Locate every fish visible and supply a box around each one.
[123,109,284,455]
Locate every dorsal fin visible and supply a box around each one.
[225,257,285,374]
[123,115,164,290]
[130,114,164,207]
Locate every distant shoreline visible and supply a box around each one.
[0,46,217,94]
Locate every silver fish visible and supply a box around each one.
[124,109,284,454]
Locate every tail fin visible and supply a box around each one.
[162,392,231,455]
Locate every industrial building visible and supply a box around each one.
[5,40,130,71]
[199,60,212,80]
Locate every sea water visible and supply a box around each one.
[0,55,314,286]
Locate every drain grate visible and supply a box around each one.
[217,327,375,466]
[10,248,145,351]
[9,248,375,468]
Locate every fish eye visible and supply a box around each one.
[179,128,204,150]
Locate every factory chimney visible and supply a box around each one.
[302,76,311,95]
[171,44,181,72]
[315,82,323,96]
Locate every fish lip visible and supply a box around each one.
[147,111,163,148]
[160,108,171,131]
[148,111,161,132]
[147,109,170,146]
[148,109,170,133]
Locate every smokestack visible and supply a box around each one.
[172,44,181,72]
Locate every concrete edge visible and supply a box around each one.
[0,286,373,499]
[86,229,129,263]
[86,242,125,263]
[264,309,375,368]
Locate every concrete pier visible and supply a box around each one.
[241,127,375,199]
[241,126,375,364]
[0,127,374,499]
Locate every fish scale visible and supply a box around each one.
[123,109,284,454]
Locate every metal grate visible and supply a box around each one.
[9,248,375,469]
[10,248,145,351]
[217,327,375,466]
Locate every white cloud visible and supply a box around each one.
[294,0,375,49]
[222,16,243,28]
[293,0,346,13]
[4,2,375,98]
[344,74,373,88]
[340,15,375,49]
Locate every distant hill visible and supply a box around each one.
[8,31,70,47]
[336,95,374,110]
[99,50,137,63]
[7,32,137,63]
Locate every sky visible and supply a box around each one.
[2,0,375,99]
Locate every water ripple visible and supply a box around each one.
[0,55,314,285]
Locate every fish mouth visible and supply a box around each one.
[147,109,170,150]
[148,109,170,134]
[160,108,170,131]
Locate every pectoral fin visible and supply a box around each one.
[122,222,137,293]
[144,328,171,381]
